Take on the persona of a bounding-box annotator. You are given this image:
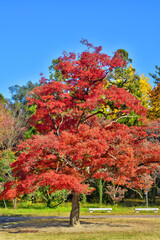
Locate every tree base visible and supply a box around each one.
[69,193,80,226]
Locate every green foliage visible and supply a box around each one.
[116,49,132,63]
[49,58,64,81]
[106,52,151,126]
[21,188,70,208]
[117,111,142,127]
[18,201,47,209]
[81,193,87,204]
[51,189,70,204]
[9,81,39,121]
[149,65,160,84]
[9,81,39,105]
[24,126,37,139]
[0,93,7,104]
[108,64,142,99]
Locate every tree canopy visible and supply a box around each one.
[0,40,160,226]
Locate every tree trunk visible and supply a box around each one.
[69,193,80,226]
[47,198,51,208]
[99,178,103,205]
[3,199,7,209]
[13,198,17,209]
[152,186,156,204]
[82,193,86,204]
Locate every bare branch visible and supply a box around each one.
[83,110,108,122]
[77,110,86,129]
[106,115,138,127]
[57,114,64,136]
[129,188,143,199]
[107,153,118,161]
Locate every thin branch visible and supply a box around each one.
[129,188,143,199]
[52,151,81,172]
[48,113,58,134]
[57,114,64,136]
[138,160,160,167]
[92,75,107,84]
[106,115,138,127]
[49,192,71,208]
[83,110,108,122]
[61,156,81,171]
[77,110,86,129]
[107,153,118,161]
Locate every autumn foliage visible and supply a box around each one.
[148,83,160,119]
[0,40,160,225]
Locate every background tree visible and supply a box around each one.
[0,93,8,105]
[0,150,16,208]
[139,74,152,109]
[105,50,151,128]
[9,81,39,139]
[108,50,151,108]
[148,83,160,119]
[49,59,64,82]
[148,66,160,120]
[107,49,141,99]
[149,65,160,84]
[105,185,126,205]
[9,81,39,106]
[0,103,26,150]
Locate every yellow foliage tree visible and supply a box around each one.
[105,65,152,124]
[148,83,160,119]
[139,74,152,109]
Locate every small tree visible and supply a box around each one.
[0,150,16,208]
[0,103,26,150]
[105,185,126,205]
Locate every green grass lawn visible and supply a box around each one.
[0,202,160,216]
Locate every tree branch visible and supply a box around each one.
[83,110,108,122]
[106,115,138,127]
[77,110,86,129]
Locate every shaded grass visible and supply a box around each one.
[0,218,160,240]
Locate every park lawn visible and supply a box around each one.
[0,202,160,216]
[0,218,160,240]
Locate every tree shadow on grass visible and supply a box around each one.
[0,215,130,234]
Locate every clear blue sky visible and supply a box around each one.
[1,0,160,99]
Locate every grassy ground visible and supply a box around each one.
[1,202,160,239]
[0,202,160,216]
[0,218,160,240]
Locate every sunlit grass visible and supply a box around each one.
[0,201,160,216]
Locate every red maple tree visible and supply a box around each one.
[1,40,160,226]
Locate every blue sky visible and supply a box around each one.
[1,0,160,99]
